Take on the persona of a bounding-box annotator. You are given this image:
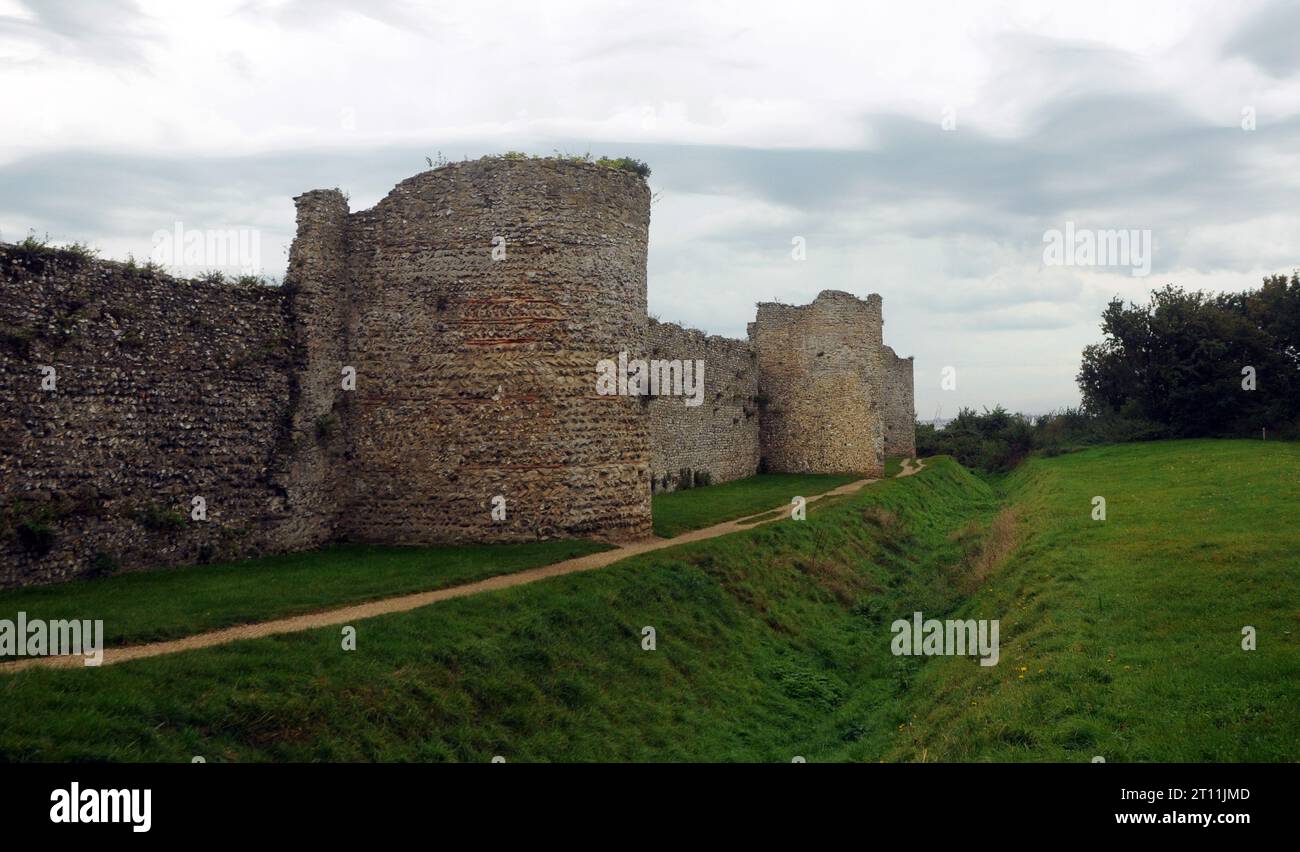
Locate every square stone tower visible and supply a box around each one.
[749,290,885,477]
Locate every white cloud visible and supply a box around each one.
[0,0,1287,156]
[4,0,1300,413]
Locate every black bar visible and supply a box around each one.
[0,762,1286,838]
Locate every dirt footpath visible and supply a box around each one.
[2,474,902,672]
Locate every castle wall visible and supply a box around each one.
[0,157,915,589]
[0,158,655,589]
[750,290,884,477]
[646,319,759,491]
[0,247,302,587]
[881,345,916,458]
[336,158,652,543]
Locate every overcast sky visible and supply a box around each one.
[3,0,1300,416]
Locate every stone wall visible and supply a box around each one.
[880,345,916,458]
[0,157,915,588]
[0,158,657,588]
[324,158,653,544]
[646,319,759,491]
[0,246,309,588]
[750,290,884,477]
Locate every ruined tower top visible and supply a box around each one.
[749,289,885,476]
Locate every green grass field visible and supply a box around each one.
[0,472,858,652]
[0,540,611,650]
[0,440,1294,762]
[650,472,861,537]
[877,440,1300,761]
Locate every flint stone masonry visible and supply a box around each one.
[283,188,351,549]
[881,345,916,458]
[0,248,306,588]
[749,291,885,478]
[645,318,760,491]
[327,159,653,544]
[0,157,914,588]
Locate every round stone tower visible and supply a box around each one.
[322,157,652,543]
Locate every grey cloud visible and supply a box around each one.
[4,85,1299,366]
[616,92,1300,277]
[0,0,156,67]
[965,307,1086,332]
[1224,0,1300,77]
[0,147,455,274]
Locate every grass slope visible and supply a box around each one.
[0,458,997,761]
[875,439,1299,762]
[0,472,860,652]
[0,441,1293,762]
[651,473,861,537]
[0,540,611,650]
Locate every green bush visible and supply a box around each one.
[315,413,339,440]
[6,235,95,272]
[917,406,1165,474]
[595,156,652,178]
[473,151,650,179]
[916,406,1032,472]
[88,551,121,578]
[16,521,55,556]
[1,324,34,357]
[133,503,187,531]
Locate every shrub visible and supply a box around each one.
[595,156,652,179]
[133,503,187,531]
[88,551,121,578]
[918,406,1030,472]
[917,406,1164,474]
[64,241,98,263]
[16,520,55,556]
[1,324,34,357]
[315,413,339,440]
[11,232,53,273]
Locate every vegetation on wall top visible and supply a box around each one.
[425,150,652,179]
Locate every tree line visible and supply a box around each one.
[917,272,1300,471]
